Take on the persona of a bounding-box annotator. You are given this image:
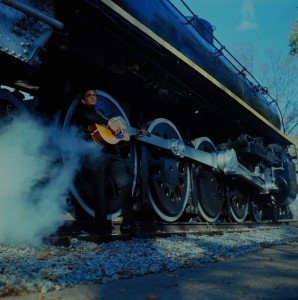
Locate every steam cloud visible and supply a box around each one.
[0,112,99,246]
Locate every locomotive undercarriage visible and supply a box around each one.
[1,33,297,224]
[0,0,297,225]
[1,79,296,224]
[60,85,297,224]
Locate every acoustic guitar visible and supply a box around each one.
[88,116,141,145]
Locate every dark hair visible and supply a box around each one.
[81,86,96,99]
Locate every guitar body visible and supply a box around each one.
[88,122,130,145]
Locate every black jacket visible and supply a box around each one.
[74,103,118,154]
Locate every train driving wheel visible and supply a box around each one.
[141,118,190,222]
[0,88,28,120]
[191,137,224,222]
[63,90,137,220]
[250,200,263,223]
[226,181,249,223]
[249,191,267,222]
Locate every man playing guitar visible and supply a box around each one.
[74,87,137,236]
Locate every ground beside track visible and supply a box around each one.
[4,242,298,300]
[0,225,298,298]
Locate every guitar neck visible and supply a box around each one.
[125,127,140,136]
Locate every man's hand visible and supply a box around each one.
[108,117,125,135]
[136,129,151,138]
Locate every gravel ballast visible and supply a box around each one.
[0,225,297,297]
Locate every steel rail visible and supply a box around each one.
[47,220,298,245]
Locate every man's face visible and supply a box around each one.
[81,90,97,106]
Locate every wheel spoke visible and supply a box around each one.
[226,182,249,223]
[142,118,190,222]
[192,137,224,222]
[249,191,265,222]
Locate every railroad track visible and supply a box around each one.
[47,219,298,246]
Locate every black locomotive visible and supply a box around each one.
[0,0,297,223]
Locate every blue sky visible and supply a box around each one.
[172,0,297,64]
[171,0,298,137]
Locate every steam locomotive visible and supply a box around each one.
[0,0,297,223]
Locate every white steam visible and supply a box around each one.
[0,113,98,246]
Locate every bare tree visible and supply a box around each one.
[258,49,298,137]
[232,44,298,138]
[231,43,257,73]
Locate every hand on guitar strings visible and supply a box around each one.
[108,117,124,135]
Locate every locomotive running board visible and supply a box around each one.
[137,134,270,192]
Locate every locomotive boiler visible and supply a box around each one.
[0,0,297,223]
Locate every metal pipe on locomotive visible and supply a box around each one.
[0,0,297,224]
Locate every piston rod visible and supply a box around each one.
[138,134,267,190]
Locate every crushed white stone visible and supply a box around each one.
[0,226,297,295]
